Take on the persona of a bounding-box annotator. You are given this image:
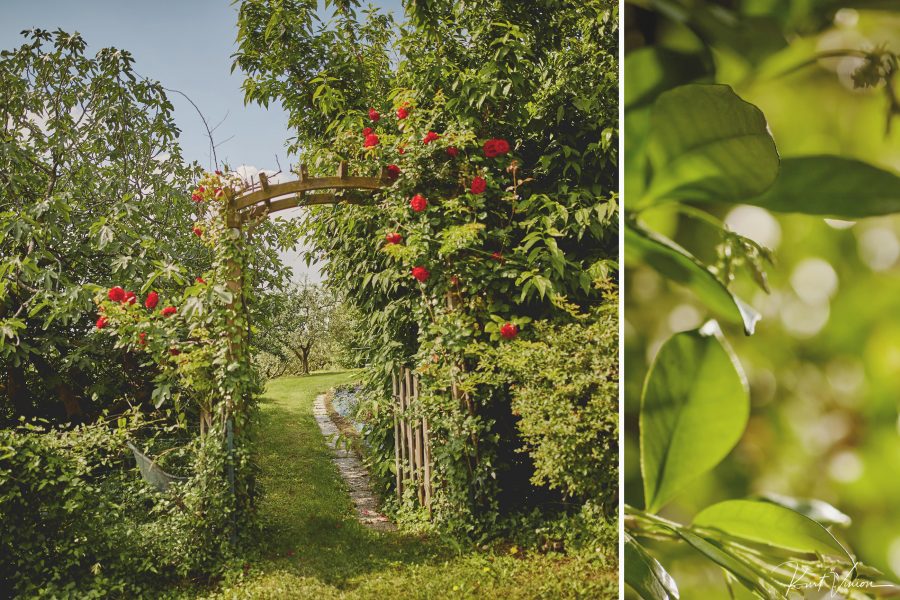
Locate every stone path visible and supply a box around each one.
[313,393,395,532]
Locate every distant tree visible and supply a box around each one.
[255,283,355,376]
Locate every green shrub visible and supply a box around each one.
[485,306,619,511]
[0,418,252,597]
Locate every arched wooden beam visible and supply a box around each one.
[239,192,370,224]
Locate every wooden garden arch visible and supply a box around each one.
[224,161,390,227]
[221,163,433,512]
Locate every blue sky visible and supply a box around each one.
[2,0,402,281]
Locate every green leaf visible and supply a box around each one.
[641,323,749,513]
[640,84,779,207]
[625,533,680,600]
[693,499,853,560]
[758,493,852,528]
[745,155,900,217]
[625,222,760,335]
[675,529,781,597]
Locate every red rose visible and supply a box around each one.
[363,127,373,136]
[191,193,202,202]
[96,316,108,329]
[410,194,428,212]
[364,133,380,148]
[422,131,440,144]
[138,332,147,346]
[397,146,406,155]
[368,107,380,122]
[215,169,223,175]
[396,106,409,119]
[145,291,159,309]
[161,306,177,317]
[470,176,487,194]
[193,226,203,237]
[385,232,403,245]
[446,146,459,157]
[411,266,430,282]
[491,251,504,262]
[500,322,518,340]
[169,348,180,356]
[196,277,206,284]
[386,164,401,180]
[124,291,137,305]
[108,286,125,302]
[197,186,205,194]
[483,138,511,158]
[215,188,224,199]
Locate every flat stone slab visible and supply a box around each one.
[313,394,395,532]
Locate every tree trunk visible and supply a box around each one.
[6,364,29,418]
[301,346,310,375]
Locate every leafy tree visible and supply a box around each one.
[255,282,357,375]
[233,0,619,536]
[0,29,204,422]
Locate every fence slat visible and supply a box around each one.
[398,371,409,494]
[404,368,419,493]
[391,371,402,500]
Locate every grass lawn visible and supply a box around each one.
[203,372,617,599]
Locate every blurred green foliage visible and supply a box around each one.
[626,0,900,596]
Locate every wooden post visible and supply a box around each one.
[413,373,425,505]
[392,371,402,500]
[405,368,420,501]
[398,370,409,497]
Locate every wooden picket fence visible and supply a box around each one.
[391,367,433,512]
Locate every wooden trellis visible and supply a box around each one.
[228,161,390,225]
[392,367,433,512]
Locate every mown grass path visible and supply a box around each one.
[208,372,616,599]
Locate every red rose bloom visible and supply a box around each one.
[422,131,440,144]
[363,133,380,148]
[397,146,406,155]
[145,291,159,309]
[491,251,504,262]
[138,332,147,346]
[191,193,202,202]
[409,194,427,212]
[196,277,206,284]
[500,322,518,340]
[470,176,487,194]
[446,146,459,157]
[124,291,137,305]
[411,266,430,282]
[396,106,409,119]
[368,107,380,122]
[386,164,401,180]
[385,232,403,245]
[161,306,177,317]
[193,226,203,237]
[215,169,223,175]
[483,138,511,158]
[108,286,125,302]
[169,348,180,356]
[96,316,108,329]
[363,127,373,136]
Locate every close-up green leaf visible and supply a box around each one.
[640,323,749,513]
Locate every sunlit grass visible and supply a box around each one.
[201,371,616,599]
